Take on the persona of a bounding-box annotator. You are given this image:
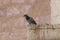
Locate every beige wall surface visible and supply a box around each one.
[51,0,60,24]
[0,0,60,40]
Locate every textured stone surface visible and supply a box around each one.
[51,0,60,24]
[0,0,60,40]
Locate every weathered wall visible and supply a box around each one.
[51,0,60,24]
[0,0,60,40]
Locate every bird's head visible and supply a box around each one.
[24,14,28,17]
[24,14,30,19]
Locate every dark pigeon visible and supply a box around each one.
[24,14,37,25]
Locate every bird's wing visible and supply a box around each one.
[29,17,37,25]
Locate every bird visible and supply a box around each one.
[24,14,37,25]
